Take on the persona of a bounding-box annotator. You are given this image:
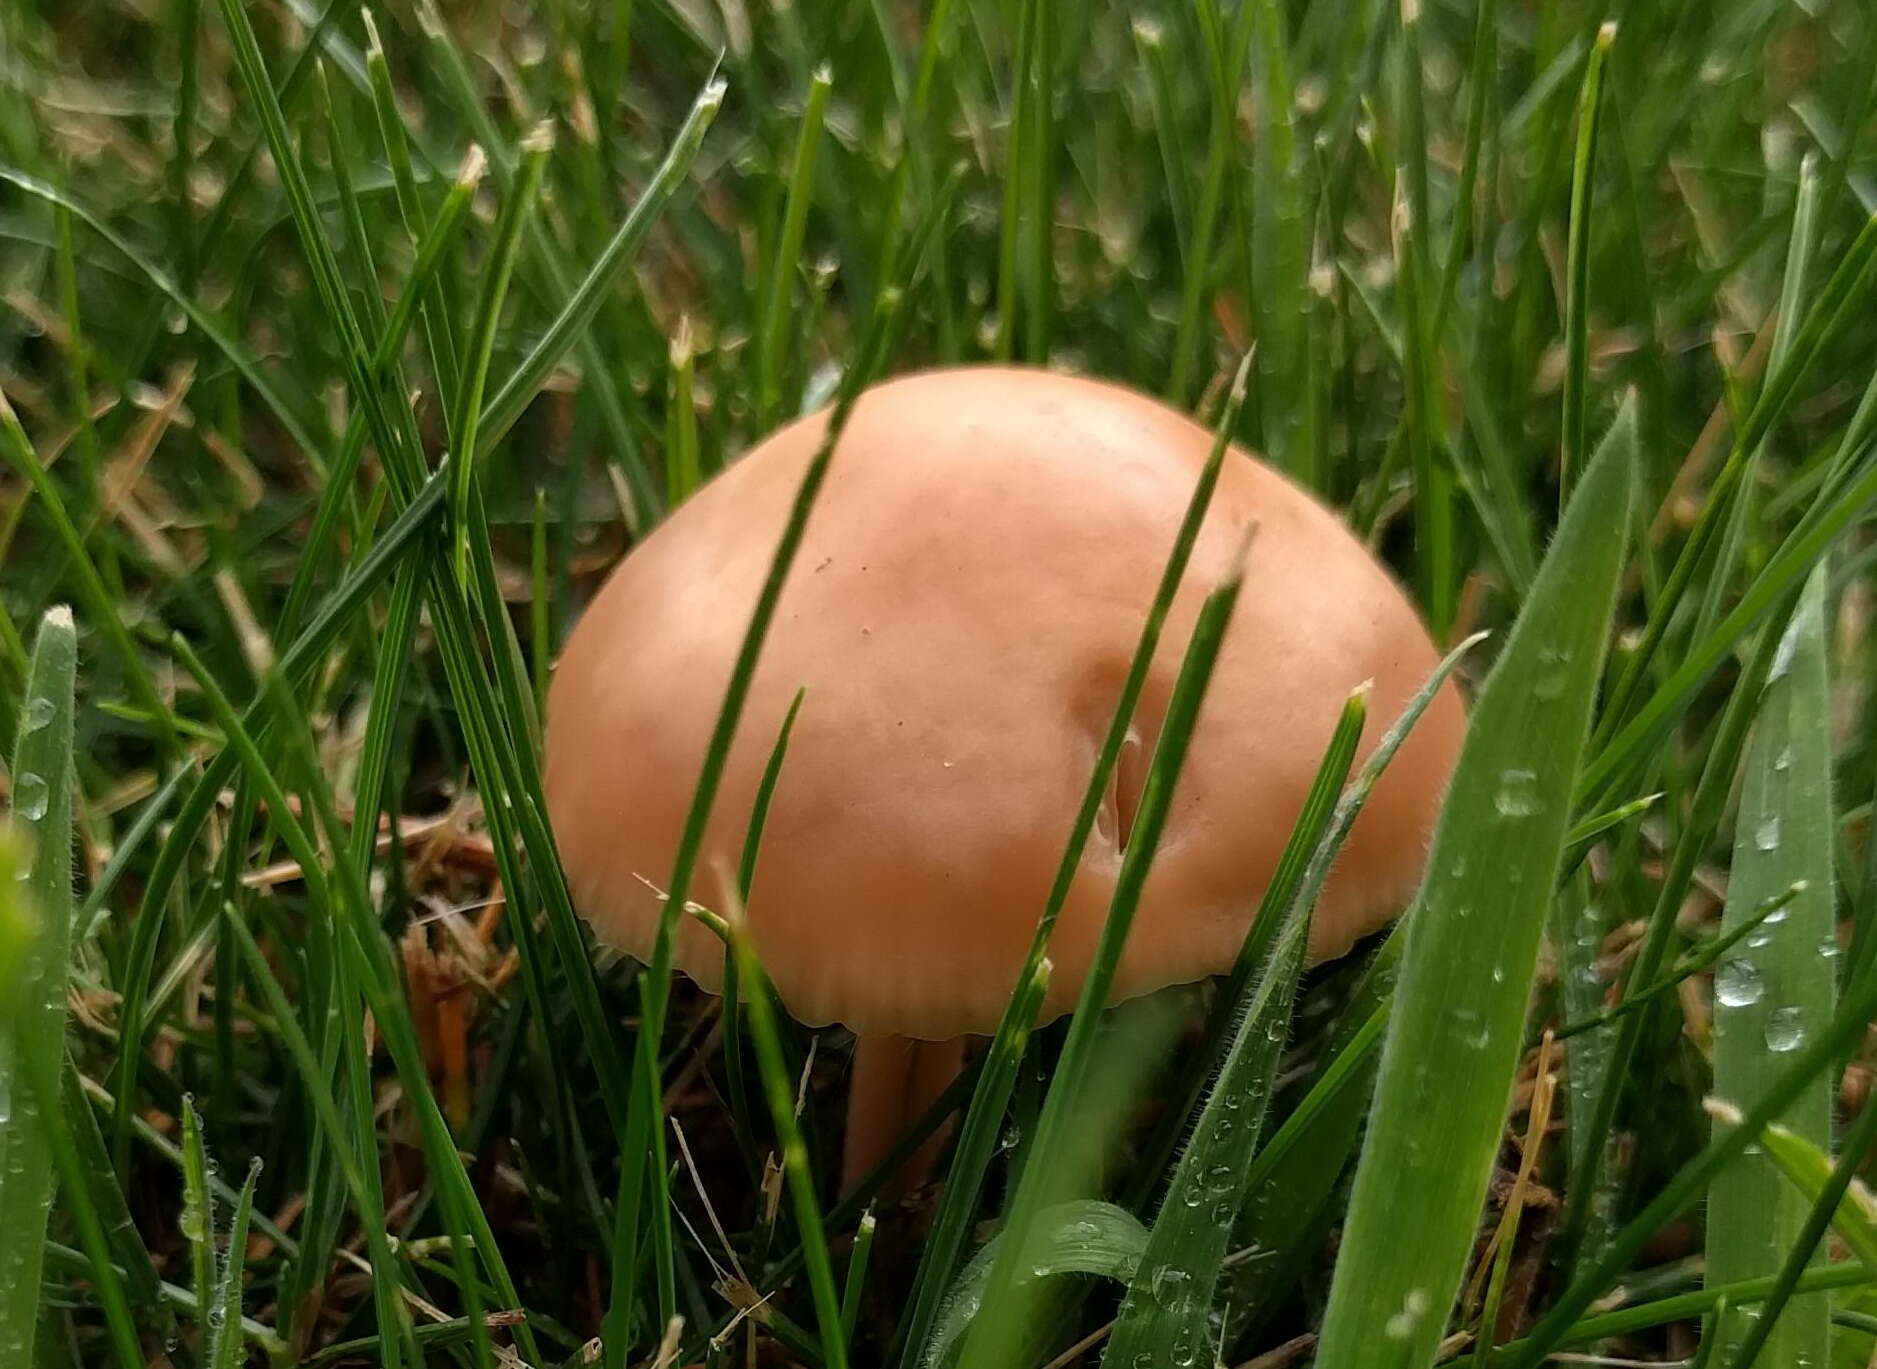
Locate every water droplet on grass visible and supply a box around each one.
[1151,1267,1192,1304]
[1754,815,1781,851]
[1765,1005,1805,1052]
[13,773,47,821]
[1715,959,1765,1007]
[1533,647,1571,699]
[1493,768,1542,818]
[21,697,53,731]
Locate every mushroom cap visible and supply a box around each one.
[545,367,1466,1040]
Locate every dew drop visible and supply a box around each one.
[12,773,47,822]
[1764,1005,1805,1052]
[1151,1266,1193,1304]
[1493,768,1543,818]
[1754,815,1781,852]
[1763,902,1790,926]
[20,697,53,732]
[1533,647,1571,700]
[1171,1326,1198,1367]
[1385,1289,1431,1340]
[1772,746,1793,772]
[1714,959,1765,1008]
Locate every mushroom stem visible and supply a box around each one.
[843,1034,967,1197]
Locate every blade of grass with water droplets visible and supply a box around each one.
[1706,564,1835,1368]
[923,1202,1148,1369]
[205,1159,261,1369]
[1314,399,1635,1369]
[179,1096,216,1333]
[0,607,77,1365]
[959,537,1252,1367]
[1125,685,1369,1208]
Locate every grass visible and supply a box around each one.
[1,0,1876,1367]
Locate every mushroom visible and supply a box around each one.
[544,366,1465,1194]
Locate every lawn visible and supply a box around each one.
[3,0,1877,1366]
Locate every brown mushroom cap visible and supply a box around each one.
[545,366,1465,1041]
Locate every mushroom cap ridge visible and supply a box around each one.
[544,365,1466,1040]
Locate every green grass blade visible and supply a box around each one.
[666,330,702,507]
[1104,845,1313,1367]
[924,1201,1148,1369]
[0,606,77,1364]
[960,534,1252,1367]
[18,1052,142,1368]
[1314,399,1636,1369]
[477,76,726,458]
[0,406,179,756]
[1588,210,1877,770]
[758,67,832,426]
[206,1158,262,1369]
[450,123,552,582]
[731,912,848,1369]
[1749,1117,1877,1267]
[1495,1262,1877,1363]
[1706,565,1835,1367]
[1126,685,1369,1207]
[894,957,1051,1366]
[179,1096,217,1332]
[841,1209,877,1351]
[1718,1094,1877,1369]
[1558,22,1613,506]
[56,1057,167,1329]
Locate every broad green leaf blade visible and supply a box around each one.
[0,606,77,1364]
[923,1201,1148,1369]
[1314,399,1636,1369]
[1708,563,1837,1367]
